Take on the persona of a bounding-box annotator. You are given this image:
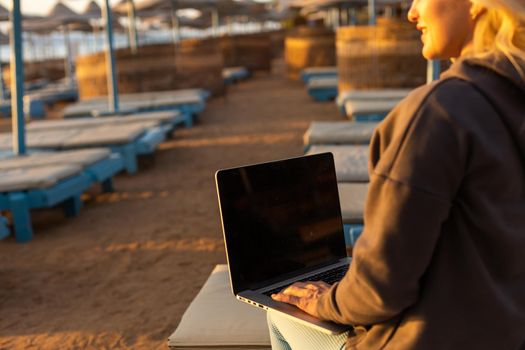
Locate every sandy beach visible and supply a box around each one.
[0,60,342,349]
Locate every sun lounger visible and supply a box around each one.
[336,88,410,115]
[338,182,368,248]
[307,76,339,102]
[344,99,401,122]
[0,120,169,174]
[223,67,251,85]
[0,99,46,120]
[63,89,208,124]
[303,121,379,149]
[27,110,184,132]
[0,148,124,242]
[168,264,271,350]
[300,66,338,83]
[306,145,369,182]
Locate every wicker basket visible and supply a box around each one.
[337,19,427,91]
[3,58,66,86]
[76,40,224,99]
[285,26,336,80]
[220,32,272,71]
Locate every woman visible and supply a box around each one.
[268,0,525,348]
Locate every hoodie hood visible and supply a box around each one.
[442,52,525,160]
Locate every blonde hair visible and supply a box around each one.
[469,0,525,76]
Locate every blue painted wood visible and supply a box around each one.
[64,195,82,218]
[308,87,338,102]
[9,192,32,242]
[427,60,441,83]
[101,178,114,193]
[103,0,119,113]
[135,126,167,155]
[11,0,26,155]
[301,72,338,84]
[0,153,125,241]
[111,143,138,174]
[84,153,125,182]
[354,113,387,122]
[26,173,92,208]
[0,215,9,240]
[343,224,364,247]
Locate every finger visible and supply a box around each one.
[271,292,301,306]
[282,284,311,297]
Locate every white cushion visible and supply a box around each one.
[345,99,399,117]
[306,145,369,182]
[338,89,411,102]
[168,264,270,350]
[302,66,337,75]
[0,148,111,170]
[64,90,202,117]
[338,183,368,224]
[0,164,82,192]
[63,122,156,147]
[307,77,339,88]
[27,110,179,131]
[304,121,379,145]
[26,129,79,148]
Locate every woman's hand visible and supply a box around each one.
[271,281,331,318]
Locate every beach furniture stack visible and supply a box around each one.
[0,148,124,242]
[168,264,271,350]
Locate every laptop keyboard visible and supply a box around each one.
[263,264,349,297]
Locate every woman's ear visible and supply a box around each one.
[470,2,487,20]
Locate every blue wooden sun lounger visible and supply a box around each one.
[344,99,401,122]
[303,121,379,150]
[223,67,251,85]
[24,83,79,119]
[338,182,367,248]
[0,119,171,174]
[306,145,369,182]
[300,66,338,84]
[28,110,185,133]
[0,148,124,242]
[336,89,411,115]
[307,76,339,102]
[62,89,209,127]
[0,99,46,120]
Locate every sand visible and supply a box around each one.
[0,60,342,349]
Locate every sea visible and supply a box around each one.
[0,21,281,63]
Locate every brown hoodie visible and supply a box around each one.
[316,53,525,349]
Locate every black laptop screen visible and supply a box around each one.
[216,153,347,294]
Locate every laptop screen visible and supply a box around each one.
[216,153,347,294]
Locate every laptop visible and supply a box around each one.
[215,152,352,334]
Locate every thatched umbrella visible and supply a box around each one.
[114,0,263,38]
[22,2,94,85]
